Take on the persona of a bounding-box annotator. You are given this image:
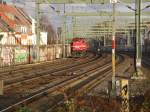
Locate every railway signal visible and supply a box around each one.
[111,0,117,96]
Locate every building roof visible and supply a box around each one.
[0,4,32,45]
[0,4,31,28]
[0,17,13,32]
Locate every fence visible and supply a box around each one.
[0,44,71,68]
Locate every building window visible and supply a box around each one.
[21,26,27,33]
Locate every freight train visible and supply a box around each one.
[71,38,88,57]
[88,39,102,56]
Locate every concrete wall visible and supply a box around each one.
[0,44,71,67]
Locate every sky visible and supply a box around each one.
[5,0,150,34]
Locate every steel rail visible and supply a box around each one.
[4,55,98,86]
[39,62,114,112]
[0,55,94,85]
[0,54,94,75]
[0,55,108,112]
[4,57,102,93]
[46,54,124,111]
[0,59,75,79]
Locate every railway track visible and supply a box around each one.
[0,54,124,112]
[0,53,94,73]
[46,54,124,111]
[142,56,150,68]
[5,56,98,85]
[0,54,125,112]
[119,52,150,68]
[5,55,104,94]
[0,58,75,73]
[0,54,104,111]
[0,59,75,80]
[0,55,95,85]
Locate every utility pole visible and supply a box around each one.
[0,0,4,96]
[62,16,66,58]
[72,17,76,38]
[35,0,40,62]
[111,2,116,96]
[63,4,66,58]
[133,0,143,78]
[72,17,74,39]
[104,23,106,47]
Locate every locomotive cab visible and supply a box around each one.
[71,38,88,57]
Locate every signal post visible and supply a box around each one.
[110,0,117,96]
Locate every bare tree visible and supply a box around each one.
[40,15,57,44]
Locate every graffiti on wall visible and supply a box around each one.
[40,47,47,61]
[0,47,13,65]
[15,47,28,63]
[0,45,69,67]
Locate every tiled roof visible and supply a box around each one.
[0,12,14,29]
[15,7,32,25]
[0,4,31,26]
[0,4,32,44]
[0,17,13,32]
[0,23,9,32]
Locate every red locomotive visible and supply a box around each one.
[71,38,88,57]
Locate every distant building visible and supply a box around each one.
[0,3,48,65]
[0,3,47,45]
[0,3,32,45]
